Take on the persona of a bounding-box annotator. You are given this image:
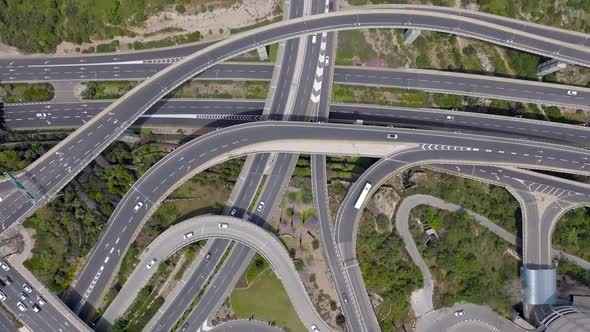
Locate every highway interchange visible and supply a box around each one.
[0,2,589,332]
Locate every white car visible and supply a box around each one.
[446,115,454,120]
[183,232,194,239]
[32,304,41,313]
[230,208,237,216]
[17,302,27,312]
[256,201,265,212]
[324,56,330,66]
[218,223,229,229]
[134,201,144,212]
[0,290,6,301]
[36,296,46,306]
[23,283,33,293]
[387,133,398,139]
[311,34,317,44]
[567,90,578,96]
[454,309,464,317]
[35,113,47,118]
[0,262,10,271]
[146,258,157,269]
[311,324,320,332]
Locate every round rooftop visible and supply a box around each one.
[543,306,590,332]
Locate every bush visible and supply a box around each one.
[175,4,186,13]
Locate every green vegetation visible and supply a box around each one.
[301,208,317,222]
[246,254,269,283]
[81,81,139,99]
[268,43,279,62]
[336,26,585,86]
[326,156,376,217]
[96,40,120,53]
[174,243,202,280]
[0,0,206,53]
[82,80,270,100]
[101,165,136,197]
[332,84,425,108]
[344,0,588,32]
[0,304,23,328]
[357,214,422,329]
[336,30,378,65]
[405,169,520,233]
[116,158,242,287]
[0,83,54,103]
[0,143,52,173]
[412,207,519,317]
[1,131,70,144]
[24,186,106,292]
[231,267,306,332]
[558,259,590,288]
[113,246,194,332]
[553,207,590,261]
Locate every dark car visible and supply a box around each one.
[181,323,189,331]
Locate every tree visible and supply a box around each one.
[101,165,135,196]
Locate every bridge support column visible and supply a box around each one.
[117,130,140,144]
[256,46,269,61]
[522,267,557,323]
[403,29,421,45]
[536,59,567,76]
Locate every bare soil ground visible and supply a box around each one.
[53,0,280,55]
[274,180,341,329]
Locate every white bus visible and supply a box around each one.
[354,182,372,209]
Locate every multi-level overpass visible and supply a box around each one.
[0,4,589,332]
[2,6,590,233]
[64,120,590,330]
[1,3,588,83]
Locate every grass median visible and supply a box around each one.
[231,261,307,332]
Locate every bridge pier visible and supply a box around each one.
[117,130,140,144]
[256,46,269,61]
[536,59,567,76]
[403,29,421,45]
[522,267,557,324]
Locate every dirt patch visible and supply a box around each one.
[476,47,494,72]
[275,179,340,329]
[1,225,34,266]
[371,187,400,223]
[0,42,23,57]
[55,0,280,55]
[212,298,238,327]
[157,254,187,298]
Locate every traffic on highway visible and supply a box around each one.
[0,2,589,332]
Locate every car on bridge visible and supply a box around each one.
[134,201,144,212]
[147,258,157,269]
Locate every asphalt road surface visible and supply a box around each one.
[0,311,17,332]
[4,101,589,150]
[1,8,589,238]
[208,319,284,332]
[66,121,590,332]
[0,261,83,332]
[0,5,588,82]
[418,303,526,332]
[168,0,311,329]
[2,64,588,110]
[99,215,332,332]
[0,6,587,330]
